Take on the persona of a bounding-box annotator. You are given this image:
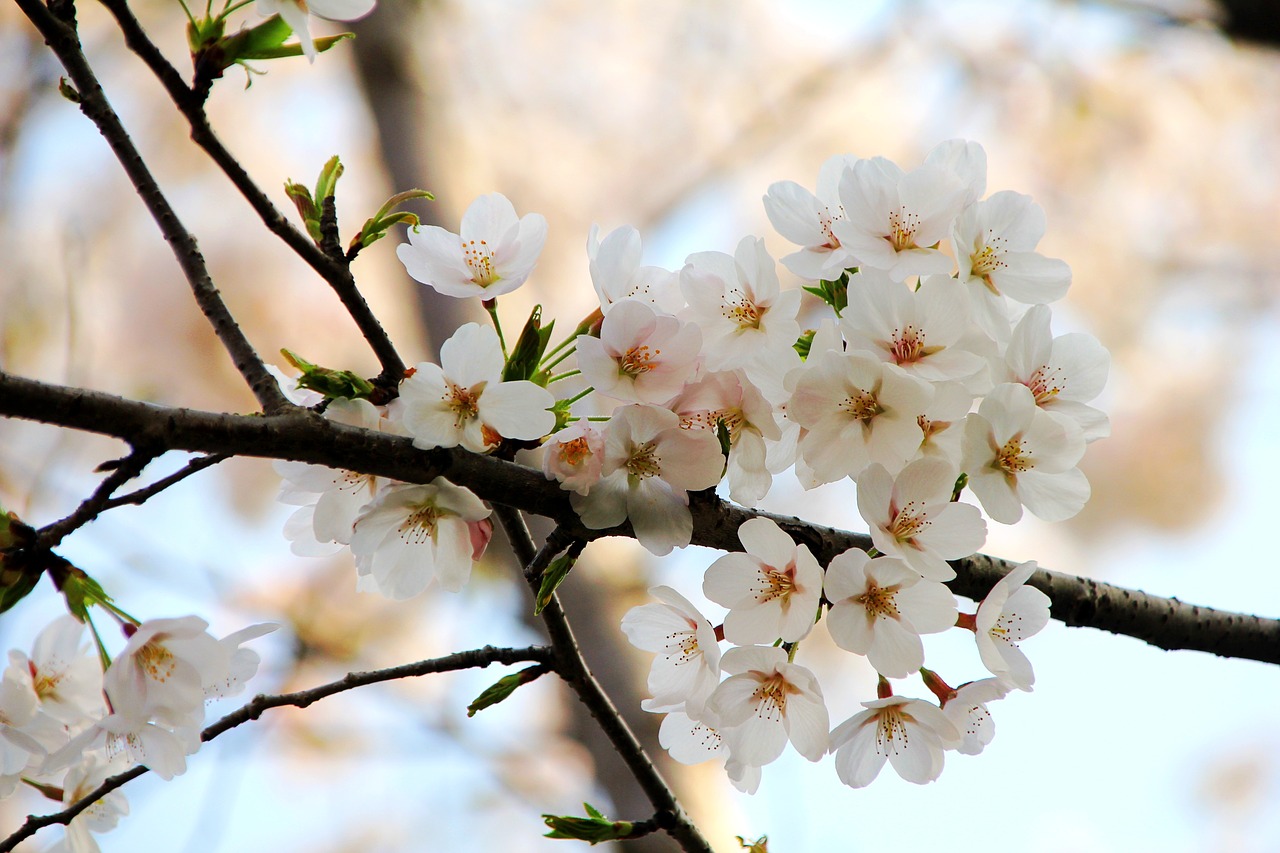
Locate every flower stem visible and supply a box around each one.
[483,299,508,359]
[547,369,582,384]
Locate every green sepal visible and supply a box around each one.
[503,306,554,383]
[280,349,375,401]
[737,835,769,853]
[0,511,40,616]
[207,17,353,70]
[56,565,114,624]
[715,417,733,459]
[351,189,435,251]
[547,399,574,433]
[542,804,634,845]
[802,270,850,316]
[951,471,969,502]
[792,329,815,359]
[466,664,547,717]
[285,156,344,246]
[238,32,354,61]
[57,77,80,103]
[534,551,578,615]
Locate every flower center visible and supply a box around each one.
[887,206,921,252]
[625,441,661,479]
[875,707,909,754]
[751,672,798,722]
[446,382,483,429]
[399,504,442,544]
[137,641,177,684]
[463,238,499,286]
[723,293,763,329]
[842,390,883,422]
[559,436,592,466]
[995,436,1033,476]
[755,562,799,604]
[819,206,844,250]
[889,500,930,542]
[619,345,661,377]
[889,325,928,365]
[1025,365,1065,404]
[855,581,901,620]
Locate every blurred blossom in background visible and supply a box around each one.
[1,0,1279,850]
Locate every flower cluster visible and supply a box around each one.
[270,139,1103,790]
[0,614,273,851]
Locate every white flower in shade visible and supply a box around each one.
[398,323,556,453]
[51,757,128,853]
[104,617,230,730]
[621,586,722,717]
[823,551,956,678]
[842,272,986,384]
[954,191,1072,341]
[587,225,682,314]
[397,193,547,299]
[542,421,606,496]
[680,237,802,385]
[829,695,960,787]
[961,383,1089,524]
[276,397,400,555]
[725,757,762,795]
[923,139,987,207]
[658,710,726,765]
[256,0,377,62]
[763,154,858,281]
[703,517,824,644]
[975,561,1051,691]
[832,156,966,281]
[576,299,702,405]
[570,404,723,556]
[706,646,828,766]
[940,678,1011,755]
[855,459,986,582]
[349,480,492,598]
[15,615,102,725]
[1002,305,1111,442]
[788,350,934,482]
[669,371,782,506]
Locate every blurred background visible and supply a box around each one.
[2,0,1280,850]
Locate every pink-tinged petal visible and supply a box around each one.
[866,619,924,678]
[659,712,725,764]
[570,472,629,529]
[703,552,764,607]
[397,227,472,291]
[1018,468,1090,522]
[627,479,693,555]
[897,581,959,634]
[735,518,796,569]
[980,383,1037,440]
[968,469,1024,525]
[719,644,787,675]
[763,181,827,246]
[655,430,724,492]
[723,603,786,646]
[826,601,875,656]
[894,457,957,506]
[726,709,789,767]
[441,323,503,388]
[886,728,944,784]
[786,693,830,762]
[831,714,885,788]
[823,548,871,602]
[856,462,894,531]
[916,501,986,560]
[459,193,518,242]
[1004,586,1052,639]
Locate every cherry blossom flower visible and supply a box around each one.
[680,237,802,385]
[256,0,377,63]
[703,517,824,644]
[658,710,725,764]
[940,677,1011,755]
[788,350,934,482]
[763,154,858,281]
[104,617,230,730]
[570,404,723,556]
[829,695,960,787]
[397,193,547,298]
[842,272,986,384]
[349,480,492,598]
[398,323,556,453]
[669,371,781,506]
[542,421,606,496]
[955,191,1072,341]
[576,299,702,404]
[14,615,102,725]
[855,459,986,581]
[832,156,966,281]
[961,383,1089,524]
[587,225,682,314]
[1002,305,1111,442]
[621,586,722,717]
[824,551,956,677]
[204,624,279,700]
[276,397,401,555]
[51,757,129,853]
[923,138,987,207]
[706,646,828,766]
[913,380,975,468]
[975,561,1051,691]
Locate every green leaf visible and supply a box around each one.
[351,189,434,252]
[57,565,113,624]
[534,546,583,615]
[503,306,553,383]
[792,329,815,359]
[280,349,376,401]
[466,664,548,717]
[715,417,732,458]
[239,31,354,61]
[314,155,344,205]
[543,804,634,845]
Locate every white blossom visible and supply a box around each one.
[975,561,1051,691]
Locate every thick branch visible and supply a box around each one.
[495,506,712,853]
[95,0,408,388]
[14,0,290,414]
[2,370,1278,665]
[0,644,553,853]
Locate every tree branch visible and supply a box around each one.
[0,644,554,853]
[14,0,291,414]
[1,369,1278,665]
[36,447,156,548]
[494,506,713,853]
[94,0,408,389]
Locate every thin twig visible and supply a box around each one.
[36,447,157,548]
[0,644,554,853]
[95,0,408,388]
[14,0,290,414]
[493,505,714,853]
[100,453,230,511]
